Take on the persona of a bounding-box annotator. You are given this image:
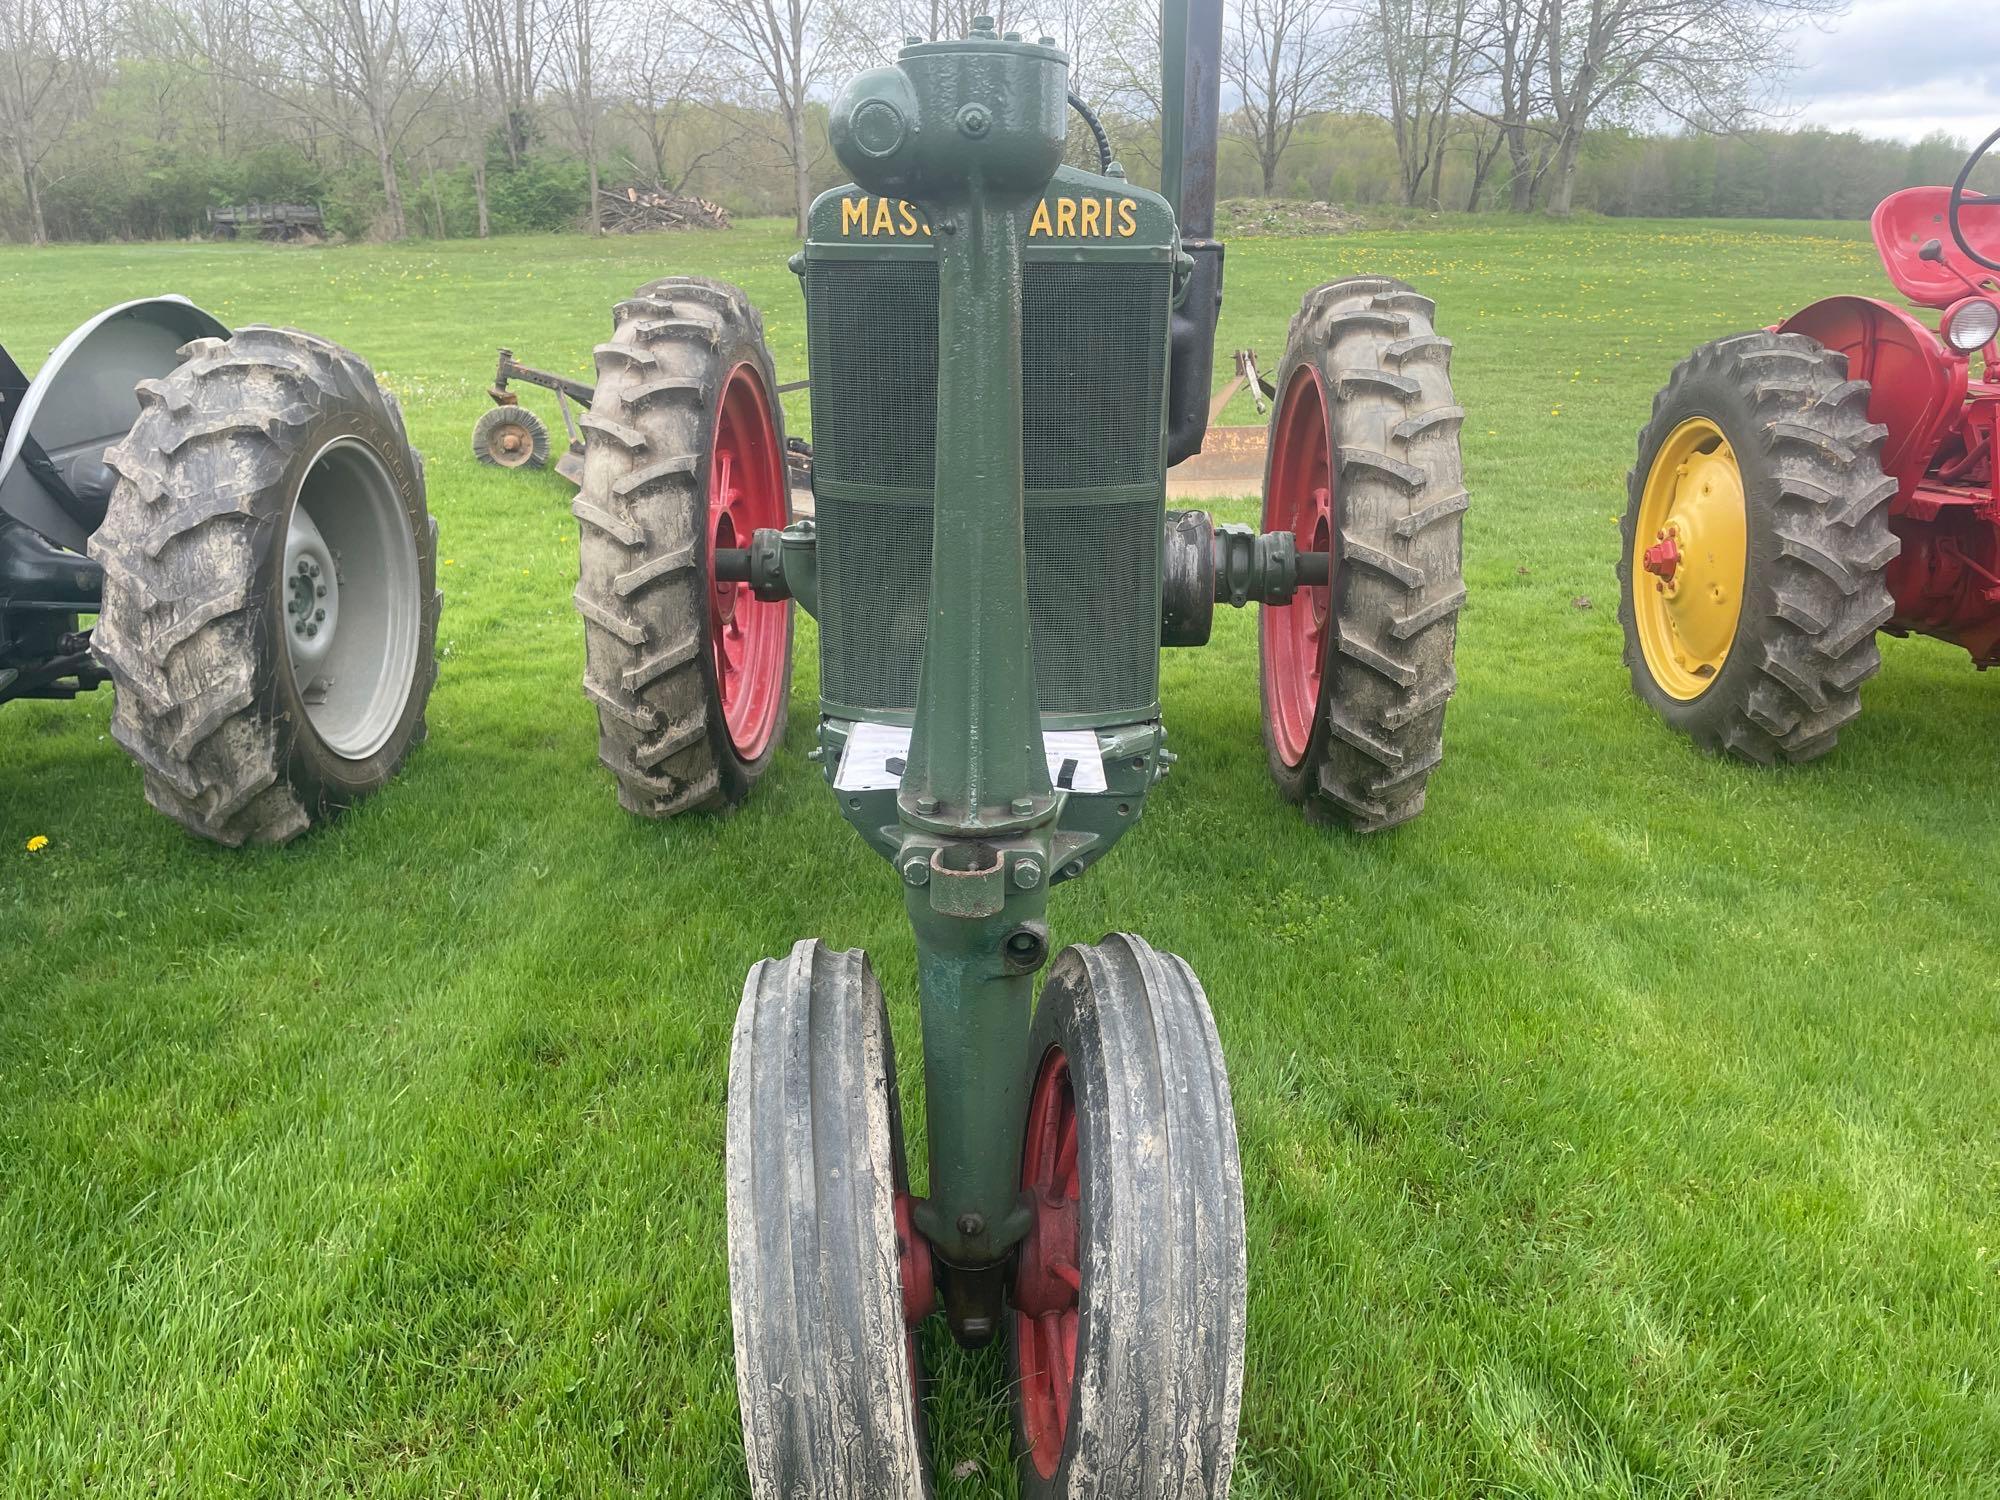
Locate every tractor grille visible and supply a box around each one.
[806,256,1169,723]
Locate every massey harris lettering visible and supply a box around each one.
[838,194,1141,239]
[841,196,931,237]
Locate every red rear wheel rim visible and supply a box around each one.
[1261,367,1334,767]
[709,364,788,760]
[1014,1048,1081,1481]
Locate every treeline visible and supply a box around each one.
[1203,115,1993,221]
[1,0,1992,246]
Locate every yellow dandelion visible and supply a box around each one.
[26,834,49,853]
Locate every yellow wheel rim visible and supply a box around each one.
[1633,416,1748,700]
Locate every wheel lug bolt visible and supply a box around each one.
[314,608,325,622]
[306,624,317,637]
[297,560,310,574]
[316,584,327,598]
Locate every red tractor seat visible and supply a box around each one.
[1872,187,2000,308]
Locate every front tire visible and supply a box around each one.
[727,940,931,1499]
[1259,278,1467,831]
[573,277,793,817]
[1009,934,1247,1498]
[90,327,439,846]
[1618,332,1899,763]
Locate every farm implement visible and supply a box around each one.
[1,298,438,844]
[473,345,809,494]
[562,2,1466,1492]
[1620,126,2000,761]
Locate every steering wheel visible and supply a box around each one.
[1948,124,2000,273]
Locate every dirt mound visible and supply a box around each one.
[1217,199,1364,236]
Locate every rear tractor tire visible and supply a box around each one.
[1258,277,1467,831]
[573,276,793,817]
[1618,332,1899,763]
[89,327,439,846]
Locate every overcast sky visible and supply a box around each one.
[1782,0,2000,143]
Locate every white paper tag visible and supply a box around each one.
[834,723,1108,795]
[1041,731,1109,793]
[834,721,914,792]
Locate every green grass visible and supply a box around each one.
[3,216,1996,1497]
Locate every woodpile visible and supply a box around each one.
[595,184,731,233]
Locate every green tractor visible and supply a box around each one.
[566,4,1467,1491]
[1,299,439,844]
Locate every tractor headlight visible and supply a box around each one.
[1944,296,2000,352]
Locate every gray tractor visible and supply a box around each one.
[1,297,439,845]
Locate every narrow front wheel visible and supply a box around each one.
[1010,934,1247,1498]
[727,940,932,1499]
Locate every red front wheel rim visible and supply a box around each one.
[1014,1047,1081,1481]
[709,363,788,760]
[1261,366,1334,767]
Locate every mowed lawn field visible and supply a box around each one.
[2,215,1995,1498]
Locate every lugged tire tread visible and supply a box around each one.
[573,274,788,817]
[1265,277,1466,830]
[87,326,438,845]
[1617,330,1898,765]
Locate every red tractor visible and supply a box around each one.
[1620,128,2000,761]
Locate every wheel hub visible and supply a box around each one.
[894,1191,935,1330]
[707,363,788,761]
[283,437,422,759]
[1632,418,1748,699]
[1014,1047,1081,1481]
[1261,367,1334,767]
[1642,526,1682,586]
[284,505,341,676]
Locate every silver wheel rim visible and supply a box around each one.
[283,436,420,760]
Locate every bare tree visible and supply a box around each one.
[1368,0,1478,207]
[615,21,738,189]
[465,0,545,165]
[1090,0,1167,178]
[1538,0,1844,215]
[1455,0,1549,210]
[200,0,455,239]
[452,0,496,234]
[873,0,1014,42]
[161,0,262,156]
[543,0,613,232]
[1224,0,1358,196]
[681,0,847,234]
[0,0,104,243]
